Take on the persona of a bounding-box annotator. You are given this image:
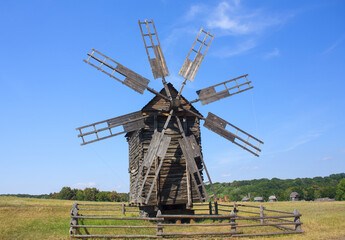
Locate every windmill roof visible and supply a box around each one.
[141,83,202,117]
[290,192,299,197]
[254,196,264,200]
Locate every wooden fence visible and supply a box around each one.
[70,201,303,239]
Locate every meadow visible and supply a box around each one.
[0,196,344,239]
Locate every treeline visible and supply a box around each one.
[49,187,128,202]
[0,194,50,199]
[206,173,345,201]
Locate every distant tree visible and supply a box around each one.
[58,187,74,200]
[97,191,110,202]
[320,186,337,198]
[84,188,99,201]
[75,190,84,201]
[109,191,120,202]
[336,178,345,201]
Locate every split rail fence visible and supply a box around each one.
[70,201,304,239]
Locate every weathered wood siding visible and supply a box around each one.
[127,114,203,206]
[127,83,204,206]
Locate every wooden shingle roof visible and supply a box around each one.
[141,83,202,117]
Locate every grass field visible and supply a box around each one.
[0,196,345,239]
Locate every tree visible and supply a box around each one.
[58,187,74,200]
[75,190,84,201]
[84,188,99,201]
[335,178,345,201]
[97,191,110,202]
[109,191,120,202]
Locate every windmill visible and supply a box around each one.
[76,19,263,215]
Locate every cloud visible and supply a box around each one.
[269,131,322,155]
[322,34,345,55]
[186,1,291,36]
[221,173,232,178]
[72,182,96,189]
[212,39,256,57]
[321,156,332,161]
[173,1,294,58]
[263,48,280,59]
[240,166,259,170]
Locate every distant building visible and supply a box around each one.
[241,196,250,202]
[268,195,277,202]
[314,197,335,202]
[290,192,299,201]
[254,196,264,202]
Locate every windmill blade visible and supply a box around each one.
[136,130,171,204]
[195,74,253,105]
[84,49,150,94]
[76,111,149,145]
[175,115,217,202]
[179,28,214,82]
[138,19,169,79]
[203,112,264,157]
[134,109,174,203]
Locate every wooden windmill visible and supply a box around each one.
[76,19,264,215]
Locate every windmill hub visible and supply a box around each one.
[170,98,181,110]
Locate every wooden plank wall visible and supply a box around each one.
[127,114,203,206]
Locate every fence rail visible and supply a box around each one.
[70,201,304,239]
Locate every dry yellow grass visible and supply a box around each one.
[0,196,344,239]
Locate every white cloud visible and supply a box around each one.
[72,182,96,189]
[240,166,259,170]
[187,0,290,36]
[322,35,345,55]
[212,39,256,57]
[173,1,294,58]
[268,131,322,155]
[321,156,332,161]
[221,173,232,178]
[263,48,280,59]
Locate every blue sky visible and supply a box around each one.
[1,0,344,194]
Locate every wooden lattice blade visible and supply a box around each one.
[76,111,148,145]
[84,49,150,94]
[179,28,214,82]
[138,19,169,79]
[196,74,253,105]
[203,112,264,157]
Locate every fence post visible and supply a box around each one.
[230,210,236,233]
[293,209,302,231]
[156,210,163,237]
[122,202,126,216]
[214,201,218,215]
[69,201,78,236]
[260,204,265,224]
[209,201,212,215]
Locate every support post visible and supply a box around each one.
[294,209,302,231]
[156,210,163,237]
[209,201,212,215]
[260,204,265,224]
[230,210,236,233]
[214,201,218,215]
[122,202,126,215]
[69,201,78,236]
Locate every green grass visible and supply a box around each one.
[0,197,345,239]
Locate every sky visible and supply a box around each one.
[1,0,344,194]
